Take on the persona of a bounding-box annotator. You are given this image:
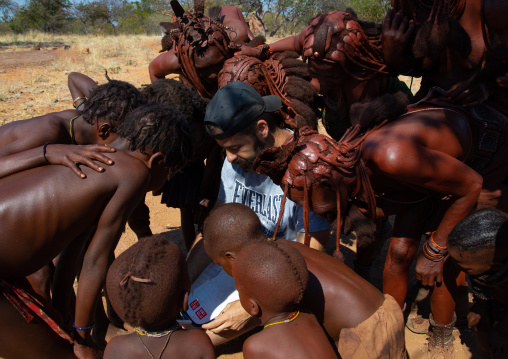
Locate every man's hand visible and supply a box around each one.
[45,144,116,178]
[73,343,102,359]
[414,251,446,286]
[381,8,414,69]
[202,300,258,334]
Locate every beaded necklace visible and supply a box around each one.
[135,323,181,359]
[69,115,79,145]
[264,311,300,328]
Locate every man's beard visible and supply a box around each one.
[233,137,265,172]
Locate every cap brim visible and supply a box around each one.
[263,95,282,112]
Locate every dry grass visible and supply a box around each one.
[0,33,160,123]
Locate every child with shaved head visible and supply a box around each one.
[104,235,215,359]
[448,208,508,358]
[201,203,406,358]
[233,241,337,358]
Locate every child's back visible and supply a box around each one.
[105,328,215,359]
[0,148,148,277]
[243,311,336,359]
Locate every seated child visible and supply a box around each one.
[232,240,337,359]
[141,78,223,250]
[448,208,508,358]
[104,235,215,359]
[0,102,192,359]
[201,203,407,358]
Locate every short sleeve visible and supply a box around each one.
[295,205,331,233]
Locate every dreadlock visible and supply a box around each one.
[218,50,319,129]
[393,0,470,68]
[141,78,207,124]
[233,241,308,313]
[303,10,387,81]
[105,235,188,329]
[117,102,193,175]
[82,79,146,131]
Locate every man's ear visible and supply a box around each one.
[97,123,113,140]
[147,152,164,169]
[255,119,269,141]
[247,298,261,317]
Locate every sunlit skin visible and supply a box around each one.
[0,135,169,359]
[148,5,254,83]
[209,238,390,344]
[232,245,338,359]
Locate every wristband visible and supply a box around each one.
[257,44,273,59]
[429,232,447,251]
[73,322,94,331]
[75,100,86,110]
[72,96,87,108]
[422,242,447,262]
[42,142,50,165]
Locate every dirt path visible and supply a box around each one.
[0,38,480,359]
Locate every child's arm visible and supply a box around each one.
[234,30,305,57]
[148,48,181,82]
[68,72,97,110]
[73,165,149,346]
[0,144,116,179]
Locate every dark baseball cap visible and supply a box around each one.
[204,81,282,140]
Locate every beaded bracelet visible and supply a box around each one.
[74,100,86,110]
[42,142,50,165]
[429,233,447,252]
[73,322,94,331]
[72,96,87,108]
[422,242,447,262]
[257,44,273,60]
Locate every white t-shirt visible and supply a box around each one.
[186,161,330,324]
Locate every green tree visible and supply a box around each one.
[10,0,71,33]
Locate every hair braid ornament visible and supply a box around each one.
[158,0,237,98]
[302,10,388,81]
[218,51,319,129]
[253,123,386,261]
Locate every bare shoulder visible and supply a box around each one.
[171,329,215,358]
[104,334,139,359]
[243,334,273,359]
[101,151,151,186]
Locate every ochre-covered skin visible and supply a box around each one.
[149,2,253,97]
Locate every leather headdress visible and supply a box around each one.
[218,53,318,129]
[302,10,387,81]
[160,0,236,98]
[253,125,382,260]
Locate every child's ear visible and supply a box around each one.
[247,299,261,317]
[182,290,190,312]
[147,152,164,169]
[225,251,236,262]
[97,123,112,140]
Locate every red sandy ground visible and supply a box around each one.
[0,39,480,359]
